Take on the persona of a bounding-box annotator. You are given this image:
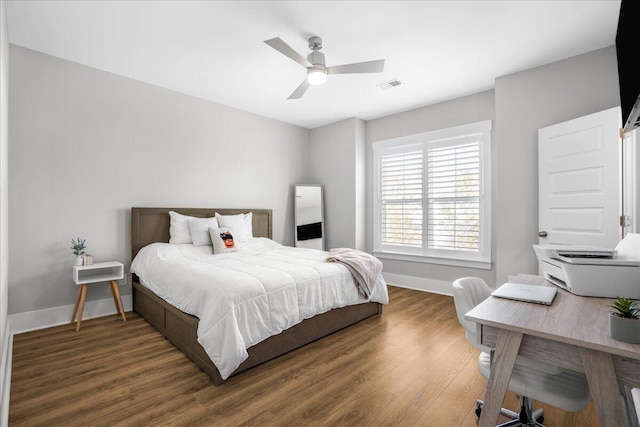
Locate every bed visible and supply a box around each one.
[130,207,386,385]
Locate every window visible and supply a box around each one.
[373,121,492,268]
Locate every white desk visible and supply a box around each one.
[465,274,640,427]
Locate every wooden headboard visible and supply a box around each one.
[131,207,273,260]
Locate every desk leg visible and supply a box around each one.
[109,280,126,322]
[75,284,88,332]
[581,348,627,427]
[478,329,522,427]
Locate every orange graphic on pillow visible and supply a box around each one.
[220,230,235,248]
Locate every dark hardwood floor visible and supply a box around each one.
[9,286,598,426]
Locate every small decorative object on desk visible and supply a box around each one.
[609,296,640,344]
[70,237,86,266]
[83,254,93,265]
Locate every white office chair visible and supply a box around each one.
[452,277,591,426]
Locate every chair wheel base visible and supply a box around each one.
[473,400,544,426]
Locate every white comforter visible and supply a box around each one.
[130,238,389,379]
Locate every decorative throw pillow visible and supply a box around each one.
[188,217,219,247]
[169,211,198,244]
[215,212,253,243]
[210,227,238,254]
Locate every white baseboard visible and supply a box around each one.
[1,318,11,427]
[9,295,132,335]
[382,272,453,296]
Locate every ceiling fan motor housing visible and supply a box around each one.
[307,36,325,72]
[307,50,326,69]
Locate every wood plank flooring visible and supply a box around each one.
[9,286,598,426]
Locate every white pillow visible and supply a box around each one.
[169,211,197,244]
[215,212,253,243]
[209,227,238,254]
[187,217,219,247]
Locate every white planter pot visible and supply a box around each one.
[74,255,83,266]
[609,313,640,344]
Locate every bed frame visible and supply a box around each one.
[130,207,382,385]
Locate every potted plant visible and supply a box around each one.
[609,296,640,344]
[71,237,86,266]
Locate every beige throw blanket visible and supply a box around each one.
[326,248,383,298]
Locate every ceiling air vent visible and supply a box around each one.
[378,79,402,90]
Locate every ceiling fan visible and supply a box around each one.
[264,36,385,99]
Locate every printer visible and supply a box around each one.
[534,233,640,298]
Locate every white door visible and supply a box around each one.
[538,106,622,248]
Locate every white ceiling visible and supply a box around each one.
[5,0,622,129]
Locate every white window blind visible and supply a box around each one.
[380,150,423,248]
[427,142,480,251]
[373,120,491,268]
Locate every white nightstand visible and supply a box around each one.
[71,261,126,331]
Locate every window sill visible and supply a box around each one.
[373,251,492,270]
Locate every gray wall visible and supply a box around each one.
[365,90,497,285]
[354,118,366,250]
[8,45,309,315]
[308,118,366,250]
[0,0,9,393]
[494,46,620,283]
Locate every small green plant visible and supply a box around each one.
[611,296,639,319]
[71,237,86,256]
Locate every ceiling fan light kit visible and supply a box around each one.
[264,36,385,99]
[307,68,326,85]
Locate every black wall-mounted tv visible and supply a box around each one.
[616,0,640,134]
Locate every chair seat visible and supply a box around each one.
[478,352,590,413]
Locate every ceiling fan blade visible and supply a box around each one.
[326,59,385,74]
[264,37,313,68]
[288,79,310,99]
